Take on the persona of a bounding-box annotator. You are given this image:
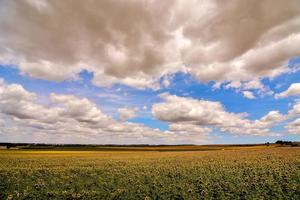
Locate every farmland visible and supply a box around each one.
[0,146,300,199]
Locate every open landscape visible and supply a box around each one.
[1,144,299,199]
[1,0,300,199]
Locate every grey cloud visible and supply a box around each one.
[0,0,299,89]
[0,0,180,89]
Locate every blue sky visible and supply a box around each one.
[1,60,299,144]
[0,0,299,144]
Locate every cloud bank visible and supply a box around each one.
[0,79,299,145]
[0,0,300,89]
[0,79,213,143]
[152,93,298,136]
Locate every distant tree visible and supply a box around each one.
[276,140,282,145]
[275,140,293,145]
[6,143,16,149]
[291,142,300,147]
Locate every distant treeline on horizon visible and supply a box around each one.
[0,140,299,149]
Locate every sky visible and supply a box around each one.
[0,0,300,144]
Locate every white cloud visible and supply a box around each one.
[0,80,144,142]
[142,106,148,110]
[165,123,211,143]
[288,101,300,116]
[224,81,242,89]
[0,0,299,89]
[152,93,234,126]
[152,93,288,136]
[243,80,265,90]
[259,111,286,125]
[243,91,256,99]
[285,118,300,134]
[1,79,299,142]
[275,83,300,98]
[223,79,273,98]
[118,107,137,121]
[161,75,173,88]
[0,80,212,144]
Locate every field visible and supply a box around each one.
[0,146,299,199]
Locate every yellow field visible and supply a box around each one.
[0,147,299,199]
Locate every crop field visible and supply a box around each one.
[0,146,299,199]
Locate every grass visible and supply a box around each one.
[0,146,299,199]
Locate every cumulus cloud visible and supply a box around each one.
[222,79,273,98]
[288,101,300,116]
[285,118,300,134]
[243,80,265,90]
[118,107,138,121]
[0,0,183,89]
[275,83,300,98]
[0,0,299,89]
[243,91,256,99]
[0,79,211,144]
[0,79,298,142]
[260,111,286,124]
[165,123,211,143]
[152,93,288,136]
[183,0,300,82]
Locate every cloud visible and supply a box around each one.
[243,91,256,99]
[243,80,265,90]
[152,93,288,136]
[275,83,300,98]
[224,81,242,89]
[0,79,298,142]
[0,82,54,122]
[259,111,286,125]
[0,0,299,89]
[288,101,300,116]
[0,80,142,142]
[118,107,137,121]
[0,79,211,144]
[183,0,300,81]
[222,79,273,98]
[165,123,211,143]
[0,0,183,89]
[285,118,300,134]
